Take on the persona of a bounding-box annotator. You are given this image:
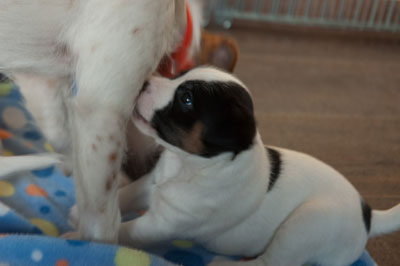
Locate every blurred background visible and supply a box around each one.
[201,0,399,265]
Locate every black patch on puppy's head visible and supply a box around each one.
[151,80,256,157]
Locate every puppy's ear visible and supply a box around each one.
[202,98,256,157]
[209,42,238,73]
[199,31,239,72]
[225,100,256,154]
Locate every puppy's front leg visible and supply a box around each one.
[65,0,176,242]
[119,173,153,215]
[119,211,175,248]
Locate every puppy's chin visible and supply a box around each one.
[132,107,156,138]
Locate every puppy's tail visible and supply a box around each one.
[370,203,400,237]
[0,153,60,177]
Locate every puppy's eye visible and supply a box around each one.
[180,91,193,108]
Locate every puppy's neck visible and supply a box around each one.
[162,133,265,184]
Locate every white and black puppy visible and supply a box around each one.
[118,67,400,266]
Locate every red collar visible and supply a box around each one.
[158,2,194,78]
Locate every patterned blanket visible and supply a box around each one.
[0,80,377,266]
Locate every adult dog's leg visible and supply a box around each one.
[65,0,178,242]
[14,74,73,174]
[14,74,71,155]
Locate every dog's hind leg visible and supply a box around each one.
[14,75,71,151]
[13,74,73,174]
[210,201,367,266]
[64,0,178,242]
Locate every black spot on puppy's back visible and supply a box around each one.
[361,199,372,233]
[151,80,256,157]
[266,147,282,191]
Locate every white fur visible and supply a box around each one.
[0,0,203,242]
[0,154,60,177]
[119,68,400,266]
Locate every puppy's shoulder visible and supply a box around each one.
[265,146,341,182]
[266,146,321,165]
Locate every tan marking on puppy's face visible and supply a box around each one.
[182,122,204,154]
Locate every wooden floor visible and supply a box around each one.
[214,24,400,265]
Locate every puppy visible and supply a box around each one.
[118,67,400,266]
[123,28,240,181]
[123,10,240,183]
[0,0,198,242]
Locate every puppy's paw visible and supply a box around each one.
[68,205,79,229]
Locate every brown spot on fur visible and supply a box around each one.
[105,173,117,192]
[68,0,76,8]
[96,135,102,142]
[92,143,97,151]
[103,56,110,64]
[105,177,113,192]
[46,80,57,88]
[109,152,117,163]
[91,44,97,53]
[182,122,204,154]
[109,135,114,141]
[132,28,140,35]
[55,43,69,57]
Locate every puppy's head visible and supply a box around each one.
[133,67,256,158]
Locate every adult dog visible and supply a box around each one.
[0,0,198,242]
[118,67,400,266]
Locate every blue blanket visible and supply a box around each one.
[0,80,377,266]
